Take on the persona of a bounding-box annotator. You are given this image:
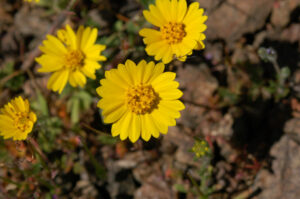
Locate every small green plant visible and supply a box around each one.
[175,140,214,199]
[258,47,290,101]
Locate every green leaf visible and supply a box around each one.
[279,67,291,80]
[73,162,83,174]
[1,61,14,74]
[36,91,49,116]
[97,135,118,145]
[174,184,187,193]
[126,21,139,33]
[70,98,80,124]
[76,91,92,110]
[114,20,123,32]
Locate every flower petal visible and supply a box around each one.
[128,114,141,143]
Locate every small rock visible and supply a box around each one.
[271,1,290,28]
[254,118,300,199]
[179,104,206,130]
[204,42,224,65]
[280,24,300,43]
[204,0,274,45]
[115,151,152,169]
[271,0,300,28]
[178,64,218,106]
[14,7,50,37]
[134,174,175,199]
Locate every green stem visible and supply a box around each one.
[187,172,204,198]
[81,123,109,136]
[27,138,50,171]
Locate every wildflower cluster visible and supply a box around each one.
[192,140,210,158]
[1,0,207,143]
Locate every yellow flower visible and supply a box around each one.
[0,97,37,141]
[139,0,207,63]
[36,25,106,93]
[97,59,185,143]
[192,140,210,158]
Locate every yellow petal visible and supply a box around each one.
[29,112,37,122]
[159,88,183,100]
[81,64,96,79]
[119,112,133,140]
[76,25,85,47]
[125,60,139,85]
[102,103,127,124]
[156,0,172,22]
[158,101,182,119]
[117,64,134,85]
[144,114,160,138]
[47,70,69,93]
[151,109,173,134]
[140,115,151,141]
[139,28,162,44]
[85,44,106,61]
[72,71,86,88]
[136,60,147,83]
[148,62,165,82]
[161,46,173,64]
[151,72,176,87]
[105,69,130,89]
[143,8,165,27]
[177,0,187,22]
[142,61,155,84]
[128,114,141,143]
[36,55,63,72]
[145,40,167,56]
[80,27,91,50]
[45,35,67,54]
[82,28,98,51]
[66,24,77,50]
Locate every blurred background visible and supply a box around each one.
[0,0,300,198]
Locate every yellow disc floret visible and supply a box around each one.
[161,22,186,45]
[14,112,32,132]
[126,84,159,114]
[64,50,85,71]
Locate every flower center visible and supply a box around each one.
[14,112,31,132]
[126,84,159,114]
[64,50,84,71]
[161,22,186,45]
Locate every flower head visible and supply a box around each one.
[192,140,210,158]
[36,25,106,93]
[139,0,207,63]
[0,97,37,141]
[97,59,185,142]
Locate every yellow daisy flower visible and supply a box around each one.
[139,0,207,63]
[36,25,107,94]
[96,59,185,143]
[0,96,37,141]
